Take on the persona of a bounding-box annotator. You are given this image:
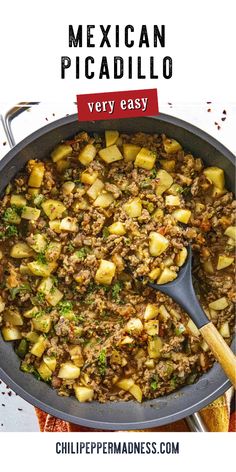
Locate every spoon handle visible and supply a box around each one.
[200,322,236,388]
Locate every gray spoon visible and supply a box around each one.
[146,247,236,387]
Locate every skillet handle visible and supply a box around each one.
[1,102,39,147]
[200,322,236,388]
[186,412,208,432]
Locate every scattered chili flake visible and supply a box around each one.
[8,391,12,396]
[221,117,226,121]
[2,404,5,407]
[3,141,7,146]
[207,108,211,112]
[45,117,49,121]
[1,392,5,395]
[52,113,55,116]
[222,110,227,115]
[214,122,218,126]
[206,101,212,104]
[217,125,221,130]
[18,408,23,411]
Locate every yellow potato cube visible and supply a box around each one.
[1,327,22,341]
[165,195,181,206]
[167,183,183,195]
[37,362,52,381]
[10,194,26,207]
[148,336,163,359]
[28,234,47,253]
[211,186,227,198]
[172,209,191,224]
[176,247,188,267]
[148,267,161,280]
[105,130,119,147]
[10,243,34,258]
[62,181,75,195]
[58,362,80,380]
[203,167,225,190]
[157,268,177,284]
[32,315,52,334]
[123,198,142,217]
[27,261,57,277]
[3,310,23,326]
[60,217,78,232]
[187,319,200,337]
[203,260,214,274]
[99,145,123,163]
[144,304,159,321]
[108,222,126,236]
[28,188,39,196]
[163,138,182,154]
[123,144,141,161]
[30,335,47,357]
[87,178,104,200]
[21,206,41,221]
[149,232,169,256]
[51,144,72,162]
[155,169,173,195]
[160,159,176,172]
[125,318,143,334]
[46,288,64,307]
[119,336,134,345]
[80,170,98,185]
[224,226,236,241]
[95,259,116,285]
[219,321,230,338]
[74,385,94,402]
[42,199,66,220]
[134,147,156,170]
[93,192,114,208]
[129,384,142,402]
[56,159,70,173]
[217,255,234,270]
[28,163,45,188]
[45,242,62,261]
[209,297,229,310]
[152,208,164,222]
[144,320,159,336]
[49,220,61,233]
[117,378,135,391]
[78,144,97,166]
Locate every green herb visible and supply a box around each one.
[97,348,107,376]
[67,242,75,253]
[150,379,158,391]
[33,194,44,207]
[175,324,186,336]
[6,225,18,237]
[9,284,31,300]
[76,247,90,260]
[170,375,178,388]
[140,179,152,189]
[37,252,47,264]
[59,300,73,315]
[102,227,110,239]
[0,232,4,239]
[181,186,191,196]
[32,292,46,305]
[150,168,157,179]
[3,207,20,223]
[111,281,123,303]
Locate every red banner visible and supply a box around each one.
[76,89,159,121]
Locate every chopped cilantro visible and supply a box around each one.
[9,284,31,300]
[59,300,73,315]
[175,324,186,336]
[76,247,90,260]
[150,380,158,391]
[67,242,75,253]
[3,207,20,223]
[6,225,18,237]
[37,252,47,264]
[150,168,157,179]
[97,348,107,376]
[111,281,123,303]
[102,227,110,239]
[32,292,46,305]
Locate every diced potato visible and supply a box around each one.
[37,362,52,381]
[21,206,41,221]
[123,144,141,161]
[129,384,142,402]
[149,232,169,256]
[80,170,98,185]
[134,147,156,170]
[28,163,45,187]
[152,208,164,221]
[10,194,26,207]
[62,181,75,195]
[144,320,159,336]
[95,259,116,285]
[211,186,227,198]
[72,198,89,211]
[27,261,57,277]
[3,310,23,326]
[204,167,225,190]
[32,315,52,334]
[217,255,234,270]
[123,197,142,218]
[26,331,39,343]
[78,144,97,165]
[172,209,191,224]
[187,319,200,337]
[28,188,39,196]
[60,217,78,232]
[69,346,84,368]
[163,256,174,267]
[195,202,205,213]
[144,304,159,321]
[110,350,126,366]
[51,144,72,162]
[176,247,188,267]
[3,207,21,224]
[148,336,163,359]
[165,195,180,206]
[28,234,47,253]
[219,321,230,338]
[1,327,22,341]
[108,221,126,236]
[155,169,173,195]
[120,336,134,345]
[56,159,70,173]
[43,356,57,372]
[19,264,32,275]
[105,130,119,147]
[99,144,123,164]
[157,268,177,284]
[58,361,80,380]
[42,199,66,220]
[224,226,236,241]
[126,318,143,334]
[23,306,39,319]
[45,242,62,261]
[163,138,182,154]
[49,220,61,233]
[209,297,229,310]
[203,260,214,274]
[30,335,47,357]
[94,192,114,208]
[87,178,104,200]
[37,277,53,295]
[159,304,170,321]
[46,287,64,306]
[74,385,94,402]
[10,242,34,258]
[160,159,176,172]
[167,183,183,195]
[116,378,135,391]
[0,297,5,313]
[148,267,161,281]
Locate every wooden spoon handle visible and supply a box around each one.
[200,322,236,388]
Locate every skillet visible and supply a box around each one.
[0,112,235,430]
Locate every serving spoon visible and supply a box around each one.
[146,247,236,388]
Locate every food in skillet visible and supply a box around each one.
[0,130,235,403]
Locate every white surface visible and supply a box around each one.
[0,101,235,432]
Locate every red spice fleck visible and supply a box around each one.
[207,108,211,112]
[206,101,212,104]
[214,122,218,126]
[222,110,227,115]
[217,125,221,130]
